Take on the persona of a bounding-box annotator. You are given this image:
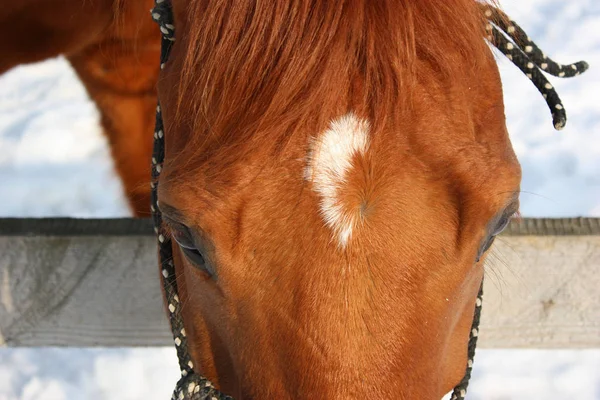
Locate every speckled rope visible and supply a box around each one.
[151,1,232,399]
[450,283,484,400]
[481,4,589,130]
[149,2,586,399]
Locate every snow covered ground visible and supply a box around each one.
[1,1,599,399]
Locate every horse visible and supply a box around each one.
[7,1,585,398]
[153,0,522,398]
[0,0,159,216]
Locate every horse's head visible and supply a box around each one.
[156,1,520,398]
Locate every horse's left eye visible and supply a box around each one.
[476,211,516,262]
[491,213,512,236]
[477,237,495,262]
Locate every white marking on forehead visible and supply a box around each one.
[305,113,370,247]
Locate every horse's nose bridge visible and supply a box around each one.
[280,307,399,381]
[265,277,446,395]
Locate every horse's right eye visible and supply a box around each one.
[171,226,195,249]
[171,226,214,276]
[180,246,209,272]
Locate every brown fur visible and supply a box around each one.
[156,0,521,399]
[4,0,521,398]
[0,0,159,216]
[161,0,494,175]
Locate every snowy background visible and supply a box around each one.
[1,0,599,399]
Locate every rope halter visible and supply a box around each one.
[150,2,588,399]
[481,4,589,130]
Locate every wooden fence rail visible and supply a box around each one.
[0,218,598,348]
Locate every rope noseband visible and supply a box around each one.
[150,2,588,399]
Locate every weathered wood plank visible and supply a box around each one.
[0,234,169,347]
[479,235,600,348]
[0,218,598,347]
[1,217,599,236]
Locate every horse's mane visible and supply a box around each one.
[168,0,494,166]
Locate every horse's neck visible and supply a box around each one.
[0,0,158,74]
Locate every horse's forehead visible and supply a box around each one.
[161,53,516,224]
[165,104,517,241]
[165,82,516,193]
[305,113,371,247]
